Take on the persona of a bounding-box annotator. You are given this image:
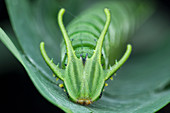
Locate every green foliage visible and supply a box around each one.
[0,0,170,112]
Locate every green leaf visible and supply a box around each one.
[5,0,82,82]
[0,28,91,112]
[0,0,169,112]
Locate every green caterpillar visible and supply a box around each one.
[40,1,153,105]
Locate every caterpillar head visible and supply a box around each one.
[40,8,132,105]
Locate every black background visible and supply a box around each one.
[0,0,169,112]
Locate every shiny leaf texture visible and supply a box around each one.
[0,0,170,112]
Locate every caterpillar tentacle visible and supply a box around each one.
[40,42,65,80]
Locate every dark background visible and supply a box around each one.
[0,0,169,112]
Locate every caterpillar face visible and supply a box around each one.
[40,8,132,105]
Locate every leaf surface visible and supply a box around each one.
[0,0,169,112]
